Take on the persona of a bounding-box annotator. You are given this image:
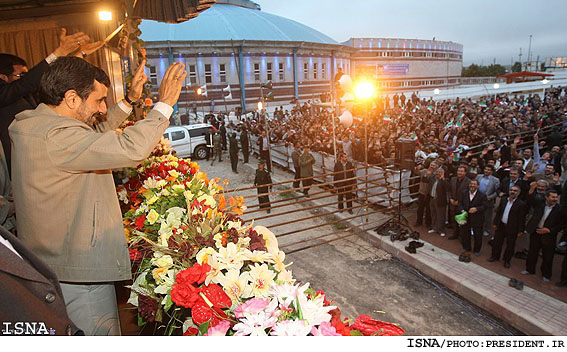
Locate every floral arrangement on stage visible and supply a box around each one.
[116,141,404,336]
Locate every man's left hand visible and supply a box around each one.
[536,227,550,235]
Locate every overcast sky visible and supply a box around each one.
[255,0,567,67]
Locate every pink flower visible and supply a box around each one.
[205,320,231,336]
[310,321,341,336]
[234,298,271,319]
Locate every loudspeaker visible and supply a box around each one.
[395,138,416,170]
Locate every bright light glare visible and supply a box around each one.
[542,79,549,85]
[197,88,203,95]
[98,11,112,21]
[257,101,263,110]
[493,83,500,89]
[354,81,375,100]
[433,88,440,95]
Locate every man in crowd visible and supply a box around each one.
[10,57,186,335]
[522,189,565,282]
[333,152,355,214]
[291,142,301,189]
[428,168,450,237]
[212,130,222,165]
[500,167,527,199]
[240,125,249,163]
[299,145,315,197]
[229,132,239,174]
[458,179,487,257]
[448,165,470,240]
[254,160,272,213]
[489,185,527,268]
[476,165,500,237]
[415,161,436,228]
[258,131,271,172]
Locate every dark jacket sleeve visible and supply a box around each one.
[0,60,48,108]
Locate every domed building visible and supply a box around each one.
[140,0,463,114]
[140,0,353,114]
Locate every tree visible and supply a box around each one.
[462,64,506,77]
[512,62,522,73]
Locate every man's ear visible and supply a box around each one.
[62,90,81,109]
[0,73,8,82]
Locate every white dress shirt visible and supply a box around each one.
[0,233,22,259]
[537,205,554,228]
[469,190,477,202]
[501,198,516,224]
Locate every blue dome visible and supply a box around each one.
[139,3,338,45]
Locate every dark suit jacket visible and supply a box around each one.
[0,60,49,176]
[458,190,487,227]
[333,161,355,189]
[450,176,470,203]
[501,177,528,199]
[493,196,527,234]
[429,178,450,207]
[526,203,565,244]
[0,226,81,335]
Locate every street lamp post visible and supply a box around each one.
[493,83,500,101]
[542,78,549,100]
[354,80,376,223]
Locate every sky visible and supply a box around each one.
[255,0,567,67]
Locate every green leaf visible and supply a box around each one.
[197,321,210,336]
[164,294,173,311]
[137,313,147,327]
[350,330,364,336]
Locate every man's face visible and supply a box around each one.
[470,158,478,167]
[469,181,478,193]
[537,182,547,193]
[340,154,347,163]
[523,149,533,158]
[552,146,560,155]
[509,186,520,200]
[542,152,551,161]
[545,192,559,206]
[510,169,519,180]
[457,167,466,178]
[75,81,107,126]
[514,160,523,169]
[435,169,443,179]
[484,167,492,176]
[1,64,28,83]
[545,165,554,175]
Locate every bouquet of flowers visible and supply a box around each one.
[116,146,404,336]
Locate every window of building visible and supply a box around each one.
[313,63,318,80]
[321,63,326,79]
[219,64,226,83]
[267,62,273,81]
[279,63,285,81]
[254,63,260,82]
[304,63,309,80]
[188,65,197,85]
[149,65,158,85]
[204,64,212,84]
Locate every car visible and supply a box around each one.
[163,123,215,160]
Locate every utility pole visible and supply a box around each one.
[527,35,532,71]
[519,48,523,69]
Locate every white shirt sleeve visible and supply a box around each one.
[45,53,58,64]
[117,100,133,114]
[153,102,174,119]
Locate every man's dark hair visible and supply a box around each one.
[457,165,467,173]
[0,53,27,75]
[484,165,494,172]
[39,56,110,106]
[545,189,559,197]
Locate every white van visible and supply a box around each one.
[163,123,214,160]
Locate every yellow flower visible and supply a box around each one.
[183,190,194,201]
[153,254,173,268]
[152,266,169,281]
[169,161,179,168]
[216,269,252,302]
[196,247,216,265]
[147,209,160,224]
[197,194,216,208]
[172,184,185,193]
[168,170,180,179]
[147,195,159,205]
[254,226,279,254]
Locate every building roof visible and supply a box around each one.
[139,2,339,45]
[496,71,554,79]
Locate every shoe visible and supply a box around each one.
[504,261,511,268]
[473,252,480,257]
[427,229,435,234]
[487,257,497,262]
[462,255,471,263]
[235,171,239,174]
[405,245,416,254]
[515,251,528,260]
[520,270,530,275]
[515,280,524,290]
[543,277,550,283]
[508,278,517,288]
[440,233,446,237]
[556,281,567,287]
[448,235,459,240]
[409,231,420,240]
[483,231,490,237]
[458,254,465,262]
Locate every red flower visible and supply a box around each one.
[134,215,146,230]
[191,284,231,327]
[175,263,211,286]
[170,283,201,308]
[351,314,405,336]
[329,308,351,336]
[190,167,197,175]
[183,327,199,336]
[129,248,142,261]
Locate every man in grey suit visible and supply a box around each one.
[476,165,500,237]
[448,165,471,240]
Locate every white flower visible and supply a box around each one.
[232,311,277,336]
[276,269,295,284]
[195,247,216,265]
[143,177,158,189]
[155,179,167,189]
[270,320,312,336]
[197,193,216,208]
[152,253,173,268]
[214,242,247,271]
[270,282,298,308]
[226,220,244,232]
[216,269,252,302]
[126,270,151,307]
[147,209,160,225]
[118,188,128,204]
[296,283,336,326]
[248,263,276,298]
[154,269,176,296]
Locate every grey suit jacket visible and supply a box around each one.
[476,175,500,202]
